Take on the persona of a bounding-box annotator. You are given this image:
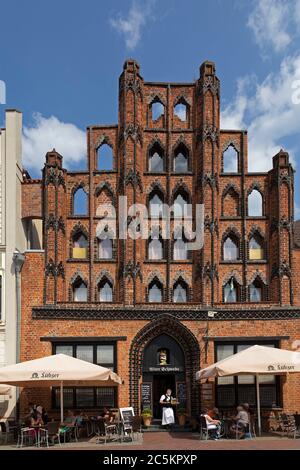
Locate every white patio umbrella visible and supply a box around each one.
[196,345,300,435]
[0,354,122,422]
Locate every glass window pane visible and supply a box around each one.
[99,238,113,259]
[224,237,238,260]
[173,284,187,303]
[96,387,115,407]
[76,388,94,408]
[224,281,237,303]
[249,284,262,302]
[76,345,93,363]
[99,282,113,302]
[174,194,188,217]
[74,282,87,302]
[173,239,187,260]
[54,387,73,408]
[260,386,277,407]
[55,345,73,357]
[217,386,235,407]
[237,386,256,405]
[149,194,163,218]
[148,238,163,260]
[97,345,114,365]
[217,345,234,385]
[149,284,162,302]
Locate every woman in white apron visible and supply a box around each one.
[160,388,175,427]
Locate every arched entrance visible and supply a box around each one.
[129,315,200,419]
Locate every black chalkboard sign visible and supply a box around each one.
[119,407,135,426]
[141,382,152,411]
[176,382,187,406]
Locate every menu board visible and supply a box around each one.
[119,407,135,425]
[141,382,152,411]
[176,382,187,406]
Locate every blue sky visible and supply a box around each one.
[1,0,300,212]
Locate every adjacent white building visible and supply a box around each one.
[0,110,26,418]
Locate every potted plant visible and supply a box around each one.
[177,406,186,427]
[141,408,152,427]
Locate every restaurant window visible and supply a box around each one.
[53,343,117,409]
[215,342,279,409]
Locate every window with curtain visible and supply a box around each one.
[249,279,263,302]
[98,237,113,259]
[53,343,116,408]
[73,280,88,302]
[223,236,239,261]
[216,342,279,408]
[173,238,188,260]
[148,237,163,260]
[148,281,163,302]
[72,233,88,259]
[149,193,164,218]
[248,189,263,216]
[249,236,264,260]
[99,281,113,302]
[173,193,188,218]
[224,278,237,303]
[173,281,188,303]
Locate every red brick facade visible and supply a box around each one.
[20,60,300,422]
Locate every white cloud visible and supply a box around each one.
[221,54,300,171]
[22,113,86,172]
[247,0,298,54]
[110,0,154,50]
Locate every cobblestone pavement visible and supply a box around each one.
[2,432,300,450]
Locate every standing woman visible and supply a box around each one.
[160,388,175,428]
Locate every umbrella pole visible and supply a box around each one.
[60,381,64,423]
[256,374,261,436]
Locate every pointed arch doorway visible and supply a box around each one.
[129,315,200,420]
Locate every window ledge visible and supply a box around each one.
[220,260,243,264]
[94,259,116,263]
[93,170,117,174]
[220,173,242,176]
[67,258,89,263]
[170,260,193,264]
[246,216,267,220]
[247,260,267,264]
[144,259,167,263]
[68,216,89,219]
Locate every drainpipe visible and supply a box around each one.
[13,251,25,419]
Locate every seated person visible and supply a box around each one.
[202,409,221,440]
[207,407,220,420]
[230,405,249,438]
[29,410,44,439]
[59,409,77,437]
[37,405,49,425]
